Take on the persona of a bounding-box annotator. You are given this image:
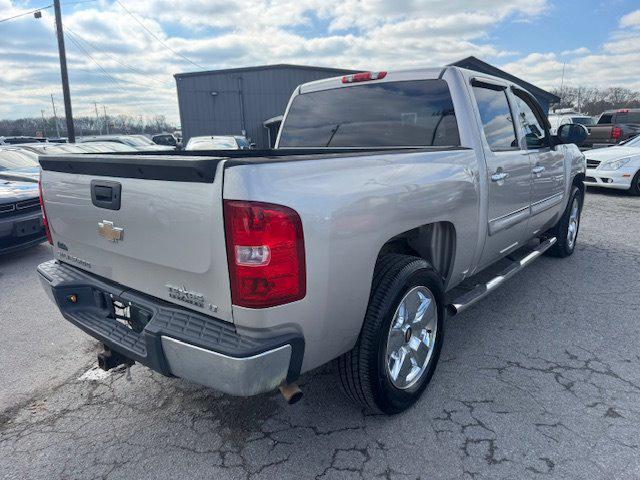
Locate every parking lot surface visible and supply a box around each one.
[1,189,639,480]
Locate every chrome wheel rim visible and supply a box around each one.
[385,286,438,390]
[567,198,580,250]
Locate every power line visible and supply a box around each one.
[0,4,52,23]
[65,29,169,90]
[114,0,206,70]
[64,26,174,87]
[0,0,99,23]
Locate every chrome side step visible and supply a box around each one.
[448,237,557,315]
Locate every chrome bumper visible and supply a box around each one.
[161,337,292,396]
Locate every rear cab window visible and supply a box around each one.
[278,79,460,148]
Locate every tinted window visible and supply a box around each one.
[279,80,460,148]
[615,111,640,124]
[473,86,518,151]
[512,92,547,149]
[598,113,613,125]
[572,117,596,126]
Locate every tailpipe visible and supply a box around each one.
[97,345,134,371]
[278,383,303,405]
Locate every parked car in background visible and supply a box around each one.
[12,141,138,156]
[151,133,179,148]
[0,148,40,182]
[548,111,596,135]
[584,108,640,148]
[185,135,252,150]
[0,136,47,145]
[0,177,46,255]
[78,135,175,151]
[38,66,587,414]
[585,134,640,195]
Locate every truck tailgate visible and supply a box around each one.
[39,154,233,322]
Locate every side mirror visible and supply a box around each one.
[556,123,588,146]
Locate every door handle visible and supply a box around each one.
[491,171,509,182]
[532,165,546,175]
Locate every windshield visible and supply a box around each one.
[278,79,460,148]
[0,150,39,171]
[186,137,238,150]
[572,117,596,126]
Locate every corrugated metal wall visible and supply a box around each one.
[175,66,355,148]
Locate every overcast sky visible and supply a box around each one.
[1,0,639,124]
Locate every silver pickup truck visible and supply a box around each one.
[38,66,587,414]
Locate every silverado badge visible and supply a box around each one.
[166,284,209,309]
[98,220,124,242]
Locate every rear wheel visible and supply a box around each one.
[630,170,640,196]
[337,254,444,414]
[546,186,583,258]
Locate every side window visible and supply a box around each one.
[512,91,548,149]
[472,85,518,151]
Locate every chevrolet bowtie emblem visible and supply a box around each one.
[98,220,124,242]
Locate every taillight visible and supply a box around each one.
[342,71,387,83]
[38,178,52,245]
[612,127,622,141]
[224,200,305,308]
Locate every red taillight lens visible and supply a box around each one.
[224,200,305,308]
[342,71,387,83]
[38,178,52,245]
[612,127,622,141]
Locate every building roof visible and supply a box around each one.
[174,63,360,79]
[450,56,560,103]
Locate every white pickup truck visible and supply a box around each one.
[38,66,587,414]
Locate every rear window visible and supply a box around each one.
[572,117,596,126]
[278,80,460,148]
[615,111,640,124]
[598,113,613,125]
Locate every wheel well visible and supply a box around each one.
[377,222,456,283]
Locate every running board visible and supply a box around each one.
[448,237,557,315]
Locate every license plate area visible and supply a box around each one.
[107,294,152,333]
[15,218,41,237]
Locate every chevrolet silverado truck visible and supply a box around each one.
[37,67,587,414]
[584,108,640,148]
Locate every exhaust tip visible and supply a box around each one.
[278,383,303,405]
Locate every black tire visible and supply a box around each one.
[546,186,583,258]
[337,254,445,414]
[630,170,640,196]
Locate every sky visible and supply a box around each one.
[1,0,640,124]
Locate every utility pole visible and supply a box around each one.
[51,94,61,138]
[41,109,47,137]
[94,102,101,134]
[103,105,109,134]
[559,61,566,106]
[53,0,75,142]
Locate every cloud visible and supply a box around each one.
[8,0,640,125]
[498,11,640,92]
[619,9,640,29]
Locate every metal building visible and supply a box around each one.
[174,64,358,148]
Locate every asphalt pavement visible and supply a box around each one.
[1,188,639,480]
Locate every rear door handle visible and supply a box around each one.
[91,180,122,210]
[532,165,546,175]
[491,172,509,182]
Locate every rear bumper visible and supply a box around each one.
[37,259,304,396]
[585,167,636,190]
[0,210,46,255]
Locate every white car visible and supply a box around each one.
[548,112,596,135]
[185,135,251,151]
[584,135,640,195]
